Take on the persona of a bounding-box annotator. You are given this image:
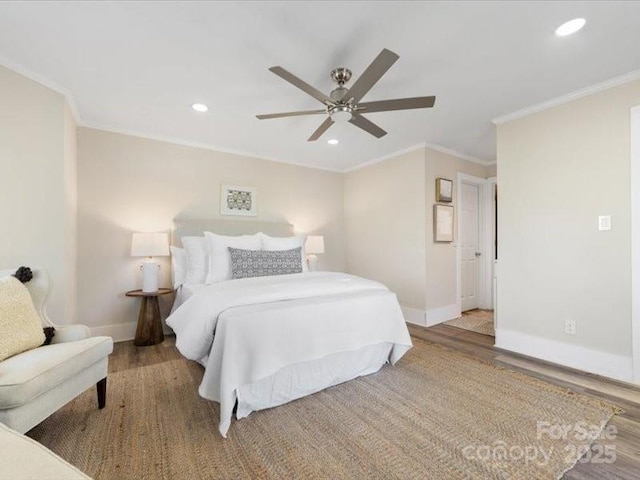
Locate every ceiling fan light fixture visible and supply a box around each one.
[555,18,586,36]
[257,48,435,141]
[327,139,339,145]
[329,105,353,123]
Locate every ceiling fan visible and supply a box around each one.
[256,48,436,141]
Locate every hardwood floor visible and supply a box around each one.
[409,323,640,480]
[444,308,495,336]
[111,325,640,479]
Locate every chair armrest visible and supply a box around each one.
[51,325,91,344]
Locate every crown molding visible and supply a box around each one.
[0,55,342,173]
[343,142,495,173]
[0,55,81,123]
[492,69,640,125]
[424,142,495,166]
[79,123,343,173]
[342,143,427,173]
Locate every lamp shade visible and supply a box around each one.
[131,233,170,257]
[305,235,325,255]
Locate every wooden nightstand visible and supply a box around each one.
[126,288,172,346]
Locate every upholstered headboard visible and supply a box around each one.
[171,219,294,246]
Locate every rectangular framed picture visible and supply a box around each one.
[436,178,453,203]
[434,204,454,242]
[220,184,257,216]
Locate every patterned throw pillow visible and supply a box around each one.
[228,247,303,279]
[0,275,46,361]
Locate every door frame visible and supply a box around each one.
[487,176,498,326]
[456,172,494,313]
[631,104,640,383]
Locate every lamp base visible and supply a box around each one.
[307,254,319,272]
[141,261,160,293]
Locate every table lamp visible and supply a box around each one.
[131,232,170,292]
[305,235,325,271]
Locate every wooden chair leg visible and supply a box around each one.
[97,377,107,409]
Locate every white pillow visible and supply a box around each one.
[260,233,308,273]
[182,236,208,284]
[204,232,262,283]
[170,246,187,289]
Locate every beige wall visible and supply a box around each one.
[497,79,640,366]
[0,65,76,324]
[77,128,345,333]
[344,149,427,310]
[344,146,493,317]
[425,149,491,311]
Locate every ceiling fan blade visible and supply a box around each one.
[269,66,334,106]
[357,96,436,113]
[349,114,387,138]
[345,49,399,105]
[256,109,326,120]
[308,117,334,141]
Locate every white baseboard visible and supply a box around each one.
[401,306,427,327]
[426,304,461,327]
[91,322,137,343]
[495,328,633,382]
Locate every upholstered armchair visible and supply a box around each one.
[0,268,113,433]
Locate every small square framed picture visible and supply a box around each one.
[436,178,453,203]
[221,184,257,216]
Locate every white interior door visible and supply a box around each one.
[461,182,481,311]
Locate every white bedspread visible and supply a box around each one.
[166,272,412,436]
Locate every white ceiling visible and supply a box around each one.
[1,1,639,171]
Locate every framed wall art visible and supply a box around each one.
[220,184,258,216]
[436,177,453,203]
[434,204,454,242]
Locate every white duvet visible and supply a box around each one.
[166,272,412,436]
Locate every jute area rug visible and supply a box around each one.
[446,310,495,336]
[28,338,619,480]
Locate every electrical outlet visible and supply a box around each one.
[564,319,576,335]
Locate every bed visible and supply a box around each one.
[166,219,412,437]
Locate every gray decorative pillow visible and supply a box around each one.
[228,247,303,279]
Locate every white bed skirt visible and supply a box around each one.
[169,273,413,436]
[235,342,393,419]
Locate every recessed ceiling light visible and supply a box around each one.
[555,18,586,37]
[191,103,208,112]
[327,139,339,145]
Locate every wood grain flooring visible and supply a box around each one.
[109,324,640,479]
[444,309,495,336]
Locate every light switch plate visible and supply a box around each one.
[598,215,612,231]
